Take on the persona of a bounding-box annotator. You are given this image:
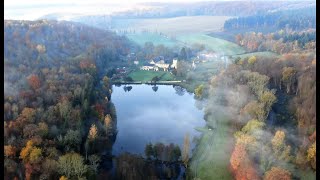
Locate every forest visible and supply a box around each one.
[3,1,316,179]
[193,26,316,180]
[224,7,316,31]
[4,20,135,179]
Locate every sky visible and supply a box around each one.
[5,0,216,20]
[4,0,315,20]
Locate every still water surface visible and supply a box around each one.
[111,84,205,156]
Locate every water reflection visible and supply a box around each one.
[152,85,158,92]
[111,84,205,156]
[173,85,185,96]
[123,85,132,92]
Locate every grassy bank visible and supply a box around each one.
[190,114,234,180]
[128,70,175,82]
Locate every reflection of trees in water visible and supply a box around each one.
[173,85,185,96]
[115,152,183,180]
[123,85,132,92]
[152,85,158,92]
[194,100,204,110]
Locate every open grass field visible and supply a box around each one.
[128,70,175,82]
[113,16,246,56]
[112,16,233,35]
[126,32,246,57]
[176,33,246,55]
[125,32,182,48]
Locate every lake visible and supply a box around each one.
[111,84,205,156]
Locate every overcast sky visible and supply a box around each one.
[4,0,314,20]
[5,0,217,20]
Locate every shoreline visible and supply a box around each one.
[112,80,182,85]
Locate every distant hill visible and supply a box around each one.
[4,20,133,65]
[112,1,316,18]
[224,6,316,31]
[36,1,315,31]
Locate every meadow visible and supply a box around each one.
[125,32,181,48]
[176,33,246,55]
[113,16,246,56]
[111,16,232,35]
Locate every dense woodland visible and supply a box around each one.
[224,7,316,31]
[198,30,316,179]
[4,20,139,179]
[111,1,314,18]
[233,29,316,54]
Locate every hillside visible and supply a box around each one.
[4,20,132,63]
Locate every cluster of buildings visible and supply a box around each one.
[131,51,229,73]
[140,58,178,72]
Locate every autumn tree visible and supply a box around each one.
[264,167,291,180]
[20,140,43,180]
[307,141,316,170]
[241,101,266,121]
[248,56,257,65]
[195,84,204,99]
[17,107,36,125]
[241,119,265,134]
[104,114,113,135]
[27,74,41,90]
[20,140,42,164]
[182,133,190,167]
[4,145,16,158]
[58,153,88,179]
[88,124,98,141]
[230,143,260,180]
[258,90,277,116]
[282,67,296,93]
[59,176,68,180]
[23,124,39,138]
[38,122,49,137]
[271,130,292,162]
[240,70,269,96]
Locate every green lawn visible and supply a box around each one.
[128,70,175,82]
[176,33,246,55]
